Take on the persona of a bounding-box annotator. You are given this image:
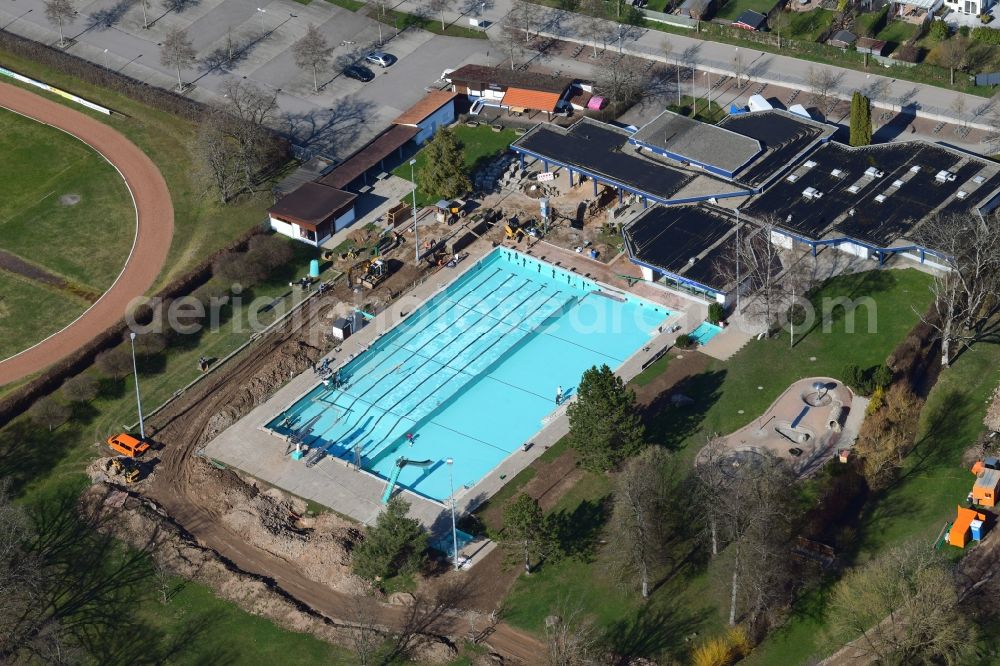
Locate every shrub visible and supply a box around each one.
[128,332,168,356]
[212,251,268,287]
[61,374,99,403]
[351,497,428,583]
[929,20,949,41]
[28,396,71,432]
[972,26,1000,44]
[871,363,893,390]
[866,385,886,416]
[95,347,134,379]
[708,302,725,325]
[727,625,753,658]
[893,43,921,63]
[863,5,889,37]
[692,636,733,666]
[842,363,868,394]
[676,334,694,349]
[247,234,295,273]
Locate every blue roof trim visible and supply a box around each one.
[627,256,724,297]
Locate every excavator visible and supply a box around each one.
[106,457,143,484]
[381,456,433,503]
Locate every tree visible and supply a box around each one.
[427,0,452,30]
[496,12,524,70]
[826,542,970,664]
[714,220,787,332]
[938,36,967,86]
[95,347,133,380]
[500,493,553,575]
[195,109,242,203]
[43,0,75,48]
[580,0,607,58]
[806,66,842,113]
[28,397,71,432]
[160,27,196,92]
[849,91,872,147]
[611,446,678,598]
[60,374,99,403]
[913,213,1000,367]
[544,599,601,665]
[415,128,471,200]
[566,364,645,472]
[512,0,541,42]
[593,56,642,115]
[351,497,428,582]
[219,79,281,193]
[771,9,790,49]
[292,24,334,93]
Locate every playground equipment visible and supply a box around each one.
[107,433,149,458]
[802,381,835,407]
[381,456,433,503]
[827,402,843,432]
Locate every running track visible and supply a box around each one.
[0,81,173,385]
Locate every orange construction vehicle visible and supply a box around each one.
[107,433,149,458]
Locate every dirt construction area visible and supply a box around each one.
[89,233,542,661]
[0,81,173,384]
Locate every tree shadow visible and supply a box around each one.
[279,97,377,157]
[549,496,610,562]
[643,369,727,451]
[86,0,131,30]
[162,0,201,13]
[0,419,78,495]
[198,32,263,74]
[602,599,712,663]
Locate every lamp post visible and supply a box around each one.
[257,7,266,34]
[129,332,146,439]
[409,159,419,263]
[704,71,712,114]
[735,208,741,314]
[446,458,459,571]
[103,49,109,69]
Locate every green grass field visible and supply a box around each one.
[717,0,779,21]
[0,107,135,359]
[393,125,517,207]
[498,268,935,662]
[786,8,835,42]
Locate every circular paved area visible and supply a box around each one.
[0,81,173,385]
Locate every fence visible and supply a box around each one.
[0,65,111,114]
[642,9,698,29]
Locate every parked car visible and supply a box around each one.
[365,51,395,68]
[343,64,375,82]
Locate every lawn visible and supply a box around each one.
[499,268,935,661]
[0,271,90,360]
[744,341,1000,665]
[373,9,489,39]
[717,0,779,21]
[876,20,920,48]
[393,125,517,207]
[667,96,726,124]
[325,0,364,10]
[786,8,835,42]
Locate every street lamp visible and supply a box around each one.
[257,7,266,34]
[409,159,419,263]
[103,49,109,69]
[446,458,459,571]
[129,332,146,439]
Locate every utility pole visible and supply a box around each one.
[735,209,740,314]
[410,159,419,263]
[447,458,459,571]
[129,332,146,439]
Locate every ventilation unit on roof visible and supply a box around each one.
[804,160,817,169]
[892,179,904,188]
[831,168,844,178]
[910,165,921,173]
[864,166,885,178]
[974,175,986,184]
[848,184,860,194]
[957,190,969,199]
[786,173,799,183]
[688,257,697,265]
[936,170,957,183]
[802,187,823,200]
[875,194,887,203]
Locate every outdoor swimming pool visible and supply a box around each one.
[690,321,723,346]
[266,248,669,502]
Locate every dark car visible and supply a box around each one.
[343,64,375,82]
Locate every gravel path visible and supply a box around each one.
[0,81,173,384]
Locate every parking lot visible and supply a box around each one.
[0,0,488,157]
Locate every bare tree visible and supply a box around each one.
[28,397,71,432]
[43,0,76,48]
[60,374,99,403]
[346,597,388,665]
[913,213,1000,367]
[579,0,607,58]
[692,435,730,557]
[366,0,386,45]
[194,109,242,203]
[512,0,541,42]
[806,66,842,113]
[496,13,524,71]
[292,24,334,93]
[715,220,787,332]
[544,598,602,666]
[138,0,150,29]
[827,542,970,664]
[160,27,196,92]
[427,0,452,30]
[610,446,678,598]
[771,9,789,49]
[593,56,642,115]
[938,37,968,86]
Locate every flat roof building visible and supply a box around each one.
[630,110,762,179]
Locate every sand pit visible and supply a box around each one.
[702,377,864,477]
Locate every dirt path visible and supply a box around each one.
[143,294,542,663]
[0,82,173,384]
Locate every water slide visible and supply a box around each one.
[381,457,433,503]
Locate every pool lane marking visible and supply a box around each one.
[313,276,537,449]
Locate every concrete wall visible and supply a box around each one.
[414,101,457,145]
[333,206,357,233]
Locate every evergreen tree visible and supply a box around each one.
[415,128,471,201]
[566,364,646,472]
[499,493,554,575]
[849,91,872,147]
[351,497,427,583]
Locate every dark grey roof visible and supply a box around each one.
[830,30,857,43]
[630,111,761,174]
[718,109,835,187]
[734,10,767,28]
[447,64,575,94]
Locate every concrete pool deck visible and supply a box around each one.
[201,242,706,533]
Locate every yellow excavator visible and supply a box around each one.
[106,457,143,484]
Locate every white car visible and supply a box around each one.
[365,51,395,68]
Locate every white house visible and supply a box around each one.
[943,0,992,16]
[268,182,356,247]
[392,90,459,145]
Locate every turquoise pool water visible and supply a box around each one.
[690,321,723,346]
[266,249,669,502]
